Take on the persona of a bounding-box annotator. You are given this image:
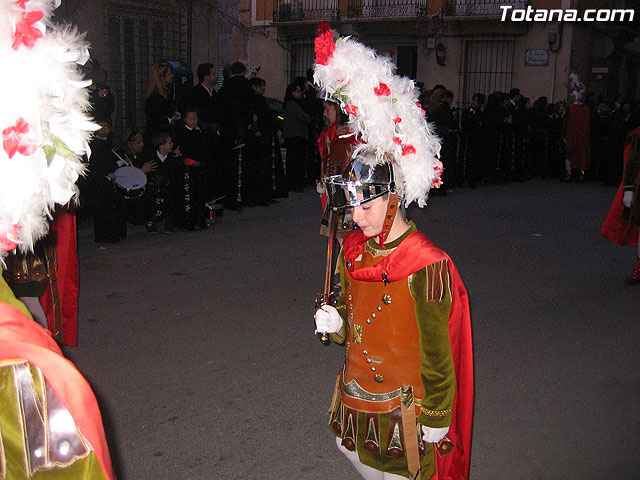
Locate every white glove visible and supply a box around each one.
[314,305,342,334]
[421,425,449,444]
[316,181,326,195]
[623,191,633,208]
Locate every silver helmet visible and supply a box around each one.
[324,157,396,209]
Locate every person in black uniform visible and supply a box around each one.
[174,106,209,229]
[144,132,180,233]
[87,118,126,242]
[144,60,181,149]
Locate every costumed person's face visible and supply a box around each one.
[292,86,303,99]
[129,135,144,153]
[323,102,338,125]
[184,112,199,129]
[350,195,388,238]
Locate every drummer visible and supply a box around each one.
[116,128,157,174]
[114,128,157,225]
[87,118,127,243]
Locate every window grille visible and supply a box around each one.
[462,38,513,104]
[105,1,190,139]
[287,42,315,84]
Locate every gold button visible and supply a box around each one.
[366,318,371,324]
[349,312,354,319]
[382,294,391,304]
[374,374,384,383]
[377,306,382,311]
[347,295,352,300]
[346,260,352,270]
[346,280,351,289]
[366,358,372,363]
[371,366,376,372]
[349,304,354,310]
[371,313,376,318]
[362,350,368,355]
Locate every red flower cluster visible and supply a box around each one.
[393,137,402,145]
[345,104,358,116]
[393,116,402,124]
[401,145,416,156]
[374,83,391,97]
[3,117,37,159]
[0,224,19,252]
[315,29,335,66]
[12,10,43,50]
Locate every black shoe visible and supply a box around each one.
[197,221,210,229]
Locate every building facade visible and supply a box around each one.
[54,0,640,136]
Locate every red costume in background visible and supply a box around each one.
[565,104,591,171]
[39,204,80,345]
[600,126,640,246]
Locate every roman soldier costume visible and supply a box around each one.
[313,23,473,479]
[0,1,115,477]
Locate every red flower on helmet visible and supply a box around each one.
[393,137,402,145]
[16,0,30,9]
[401,145,416,156]
[315,29,335,66]
[393,116,402,124]
[345,104,358,116]
[3,117,38,159]
[374,83,391,97]
[12,10,43,50]
[0,224,19,252]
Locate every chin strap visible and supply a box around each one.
[376,192,399,249]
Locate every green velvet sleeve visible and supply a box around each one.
[623,135,640,190]
[330,250,349,345]
[0,276,32,320]
[410,262,455,428]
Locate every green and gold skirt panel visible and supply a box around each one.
[328,388,435,479]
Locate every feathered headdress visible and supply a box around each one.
[313,22,442,208]
[568,72,585,103]
[0,0,96,259]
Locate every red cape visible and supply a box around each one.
[0,303,114,479]
[600,127,640,246]
[344,230,474,480]
[39,204,80,345]
[565,104,591,170]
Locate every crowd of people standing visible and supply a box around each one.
[420,83,640,192]
[80,60,294,243]
[78,58,640,244]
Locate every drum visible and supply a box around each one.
[113,166,147,199]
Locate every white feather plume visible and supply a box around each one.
[314,31,442,207]
[0,0,96,259]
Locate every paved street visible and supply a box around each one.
[65,179,639,479]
